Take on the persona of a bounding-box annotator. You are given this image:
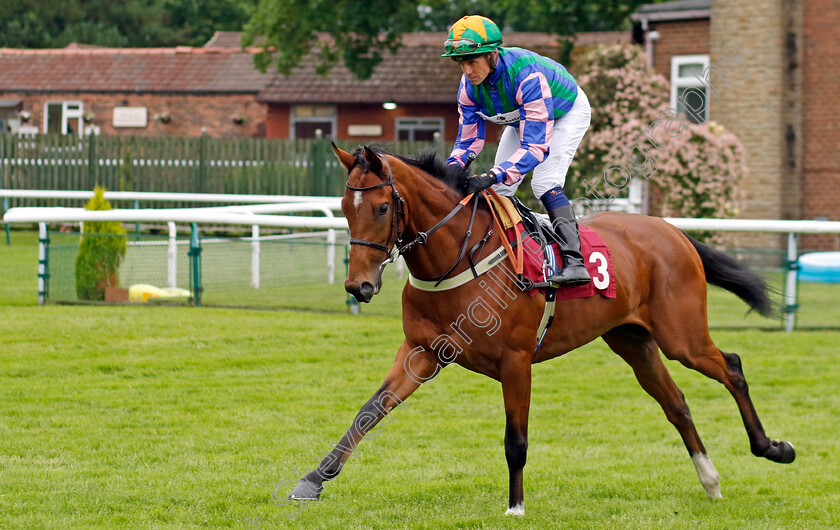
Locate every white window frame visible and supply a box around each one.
[670,55,709,123]
[43,100,84,135]
[290,105,337,139]
[395,117,445,141]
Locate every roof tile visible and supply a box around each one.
[256,31,629,104]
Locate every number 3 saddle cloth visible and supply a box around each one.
[493,194,617,301]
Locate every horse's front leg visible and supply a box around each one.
[288,341,440,500]
[501,354,532,517]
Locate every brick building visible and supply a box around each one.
[632,0,840,248]
[0,31,627,143]
[0,43,272,138]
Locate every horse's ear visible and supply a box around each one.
[362,146,383,176]
[332,142,355,171]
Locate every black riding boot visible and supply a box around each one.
[546,204,591,287]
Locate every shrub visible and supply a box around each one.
[75,187,127,300]
[568,43,670,195]
[567,43,748,242]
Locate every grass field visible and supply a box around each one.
[1,229,839,528]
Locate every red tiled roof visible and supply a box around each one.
[256,31,629,104]
[0,46,273,94]
[0,30,629,99]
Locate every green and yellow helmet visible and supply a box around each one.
[442,15,503,59]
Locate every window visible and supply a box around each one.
[396,118,445,141]
[0,99,22,133]
[44,101,84,135]
[291,105,336,139]
[670,55,709,124]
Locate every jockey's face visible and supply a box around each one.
[458,52,495,85]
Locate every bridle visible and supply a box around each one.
[345,153,489,286]
[345,155,406,261]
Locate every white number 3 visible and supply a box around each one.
[589,251,610,290]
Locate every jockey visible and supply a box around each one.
[443,15,592,287]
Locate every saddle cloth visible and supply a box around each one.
[487,195,617,301]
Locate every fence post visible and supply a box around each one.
[198,132,208,194]
[309,130,327,196]
[327,227,336,285]
[784,232,799,332]
[134,199,140,241]
[189,223,203,306]
[251,223,260,289]
[167,221,177,288]
[87,132,97,191]
[345,243,359,315]
[38,222,49,305]
[4,197,9,246]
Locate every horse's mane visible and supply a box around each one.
[351,146,468,196]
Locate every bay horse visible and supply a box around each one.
[288,145,795,516]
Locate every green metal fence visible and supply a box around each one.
[43,228,363,313]
[1,134,498,208]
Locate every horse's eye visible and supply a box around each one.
[377,203,389,216]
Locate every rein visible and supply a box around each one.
[346,154,523,287]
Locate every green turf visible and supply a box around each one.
[1,230,839,528]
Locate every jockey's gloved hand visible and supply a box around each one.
[463,172,497,195]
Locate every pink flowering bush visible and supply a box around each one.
[567,43,747,242]
[568,43,669,192]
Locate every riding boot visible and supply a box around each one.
[546,204,591,287]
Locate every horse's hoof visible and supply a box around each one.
[504,503,525,516]
[765,439,796,464]
[288,479,322,500]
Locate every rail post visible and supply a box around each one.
[784,232,799,332]
[189,223,203,306]
[134,199,140,241]
[4,196,9,245]
[251,223,260,289]
[345,243,359,315]
[167,222,177,288]
[38,222,49,305]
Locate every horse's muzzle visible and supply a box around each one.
[345,280,378,303]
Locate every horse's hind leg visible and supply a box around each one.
[602,325,723,499]
[652,325,796,464]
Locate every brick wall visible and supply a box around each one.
[7,92,267,138]
[338,103,460,142]
[650,19,710,80]
[801,0,840,249]
[263,102,504,144]
[710,0,795,252]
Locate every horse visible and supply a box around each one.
[287,144,795,516]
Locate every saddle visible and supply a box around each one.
[482,193,616,301]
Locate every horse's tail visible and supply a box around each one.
[683,233,775,317]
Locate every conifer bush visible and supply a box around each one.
[75,186,127,301]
